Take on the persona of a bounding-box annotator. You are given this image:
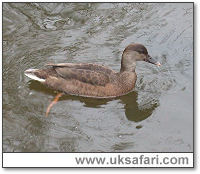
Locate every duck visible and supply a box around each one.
[25,43,161,99]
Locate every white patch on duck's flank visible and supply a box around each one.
[24,69,45,82]
[25,73,45,82]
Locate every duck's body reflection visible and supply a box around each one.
[29,80,158,122]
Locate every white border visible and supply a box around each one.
[3,153,194,168]
[1,0,197,171]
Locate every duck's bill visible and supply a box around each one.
[146,55,161,67]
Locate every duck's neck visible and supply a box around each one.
[120,52,137,73]
[120,61,136,73]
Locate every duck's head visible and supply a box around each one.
[120,43,161,72]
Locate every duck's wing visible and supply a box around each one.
[51,65,111,86]
[46,63,116,75]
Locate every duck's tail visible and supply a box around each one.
[24,69,46,82]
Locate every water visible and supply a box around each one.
[3,3,193,152]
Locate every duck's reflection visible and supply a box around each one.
[119,92,158,122]
[29,81,158,122]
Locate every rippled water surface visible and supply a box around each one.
[3,3,193,152]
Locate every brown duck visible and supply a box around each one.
[25,43,161,116]
[25,43,160,99]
